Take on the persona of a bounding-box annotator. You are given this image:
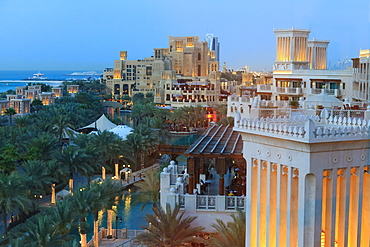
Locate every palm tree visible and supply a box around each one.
[8,213,76,247]
[0,144,20,173]
[4,108,16,125]
[208,210,246,247]
[21,160,57,200]
[191,105,207,128]
[44,199,77,236]
[67,180,122,247]
[13,115,32,127]
[56,145,94,192]
[132,169,160,210]
[125,125,158,170]
[48,114,75,144]
[89,130,125,168]
[0,172,32,235]
[131,103,156,126]
[67,185,99,247]
[90,179,122,247]
[22,132,59,161]
[135,203,205,247]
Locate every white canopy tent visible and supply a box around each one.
[56,190,71,200]
[79,114,117,132]
[108,125,133,140]
[120,168,132,174]
[304,92,343,108]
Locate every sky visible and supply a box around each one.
[1,0,370,71]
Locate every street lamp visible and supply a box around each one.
[115,216,122,239]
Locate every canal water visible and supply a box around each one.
[84,186,152,242]
[109,110,201,146]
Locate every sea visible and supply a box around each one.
[0,70,102,93]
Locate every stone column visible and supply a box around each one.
[107,209,113,236]
[217,158,226,195]
[187,157,195,194]
[69,178,73,194]
[51,184,56,204]
[115,163,119,180]
[102,167,106,180]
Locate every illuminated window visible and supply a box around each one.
[175,41,183,52]
[186,37,194,47]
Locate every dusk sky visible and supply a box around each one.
[1,0,370,71]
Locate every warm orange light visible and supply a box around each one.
[207,114,212,119]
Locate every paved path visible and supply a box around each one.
[119,163,160,188]
[99,238,134,247]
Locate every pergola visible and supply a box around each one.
[184,124,245,196]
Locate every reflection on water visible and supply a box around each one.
[122,192,131,224]
[84,186,152,242]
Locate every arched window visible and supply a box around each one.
[198,53,201,60]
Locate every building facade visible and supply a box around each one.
[255,28,351,102]
[352,49,370,101]
[101,35,221,108]
[235,111,370,247]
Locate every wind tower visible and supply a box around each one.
[308,39,330,70]
[274,28,310,70]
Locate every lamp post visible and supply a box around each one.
[115,216,122,239]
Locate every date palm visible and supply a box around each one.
[44,199,77,236]
[208,210,246,247]
[67,180,122,247]
[90,179,123,247]
[135,203,205,247]
[4,107,16,125]
[56,145,94,192]
[132,169,160,210]
[22,132,59,161]
[21,160,56,199]
[8,213,76,247]
[89,130,124,168]
[131,103,156,127]
[0,172,32,235]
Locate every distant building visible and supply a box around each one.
[102,35,223,108]
[1,84,59,116]
[205,33,220,62]
[255,28,352,102]
[352,49,370,101]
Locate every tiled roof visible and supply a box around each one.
[184,124,243,157]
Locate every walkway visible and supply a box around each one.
[119,163,160,188]
[99,238,134,247]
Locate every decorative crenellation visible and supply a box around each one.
[235,114,370,141]
[327,115,370,127]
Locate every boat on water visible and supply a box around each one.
[23,72,48,81]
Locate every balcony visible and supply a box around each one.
[179,194,245,211]
[257,84,272,92]
[352,90,368,101]
[275,87,302,95]
[310,88,344,96]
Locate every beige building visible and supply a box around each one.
[102,35,221,107]
[102,52,166,98]
[1,84,59,116]
[160,71,222,108]
[40,92,55,105]
[352,49,370,101]
[167,36,218,77]
[67,85,79,94]
[256,28,351,102]
[52,87,63,98]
